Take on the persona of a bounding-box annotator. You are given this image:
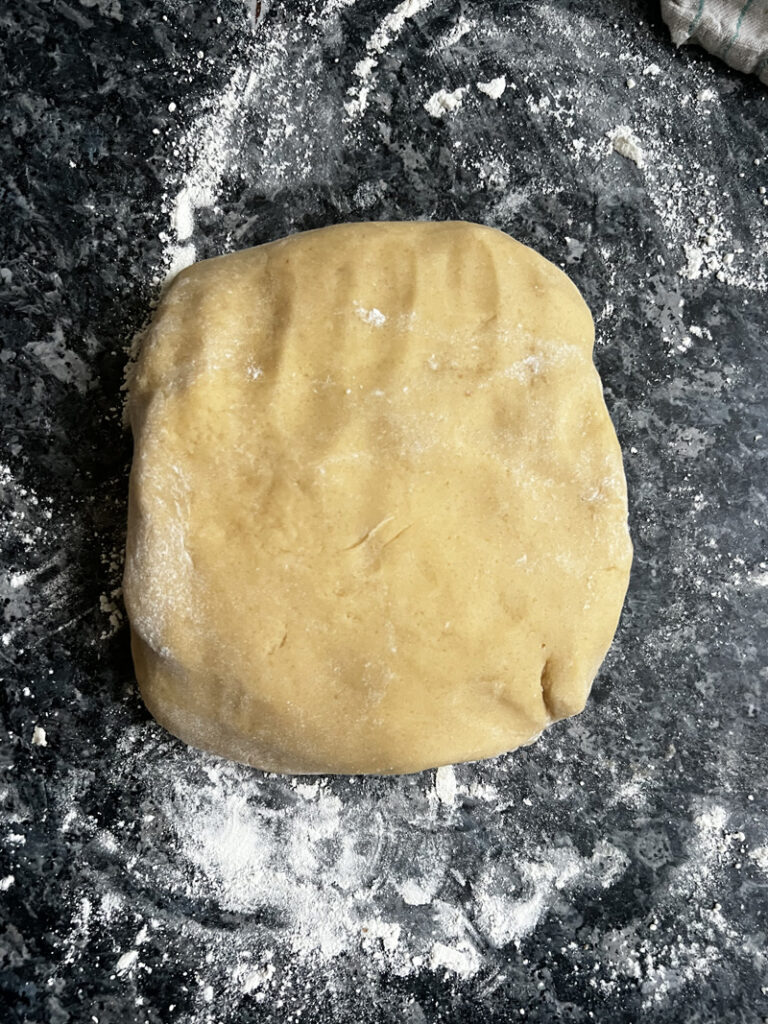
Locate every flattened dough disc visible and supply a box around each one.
[124,221,632,774]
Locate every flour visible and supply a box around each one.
[398,879,436,906]
[608,125,645,168]
[475,842,629,947]
[240,956,275,996]
[430,941,482,977]
[527,5,767,292]
[668,802,733,897]
[52,735,644,1003]
[596,800,755,1010]
[424,86,468,119]
[683,243,704,279]
[99,590,123,637]
[115,948,139,975]
[354,302,387,326]
[343,0,436,117]
[25,324,92,393]
[0,463,67,655]
[162,67,254,277]
[477,76,506,100]
[157,12,349,279]
[438,14,475,48]
[322,0,358,12]
[153,1,767,296]
[55,728,763,1018]
[434,764,457,804]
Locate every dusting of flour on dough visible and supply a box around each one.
[353,301,387,326]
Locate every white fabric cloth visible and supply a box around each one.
[661,0,768,83]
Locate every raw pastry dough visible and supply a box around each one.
[124,221,632,774]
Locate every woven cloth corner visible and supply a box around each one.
[661,0,768,83]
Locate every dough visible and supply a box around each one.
[124,221,632,775]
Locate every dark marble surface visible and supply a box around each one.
[1,1,768,1022]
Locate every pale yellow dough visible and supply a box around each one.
[124,221,632,775]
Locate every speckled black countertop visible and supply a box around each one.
[2,1,767,1022]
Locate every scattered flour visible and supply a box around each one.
[475,842,629,947]
[608,125,645,168]
[159,761,628,974]
[424,86,468,119]
[52,741,641,999]
[55,736,760,1015]
[152,1,766,299]
[477,76,506,100]
[398,879,436,906]
[99,590,123,637]
[162,67,255,277]
[434,764,457,805]
[25,324,92,394]
[115,949,139,975]
[438,14,475,48]
[344,0,436,117]
[430,940,482,977]
[683,243,705,279]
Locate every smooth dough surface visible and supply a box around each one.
[124,221,632,775]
